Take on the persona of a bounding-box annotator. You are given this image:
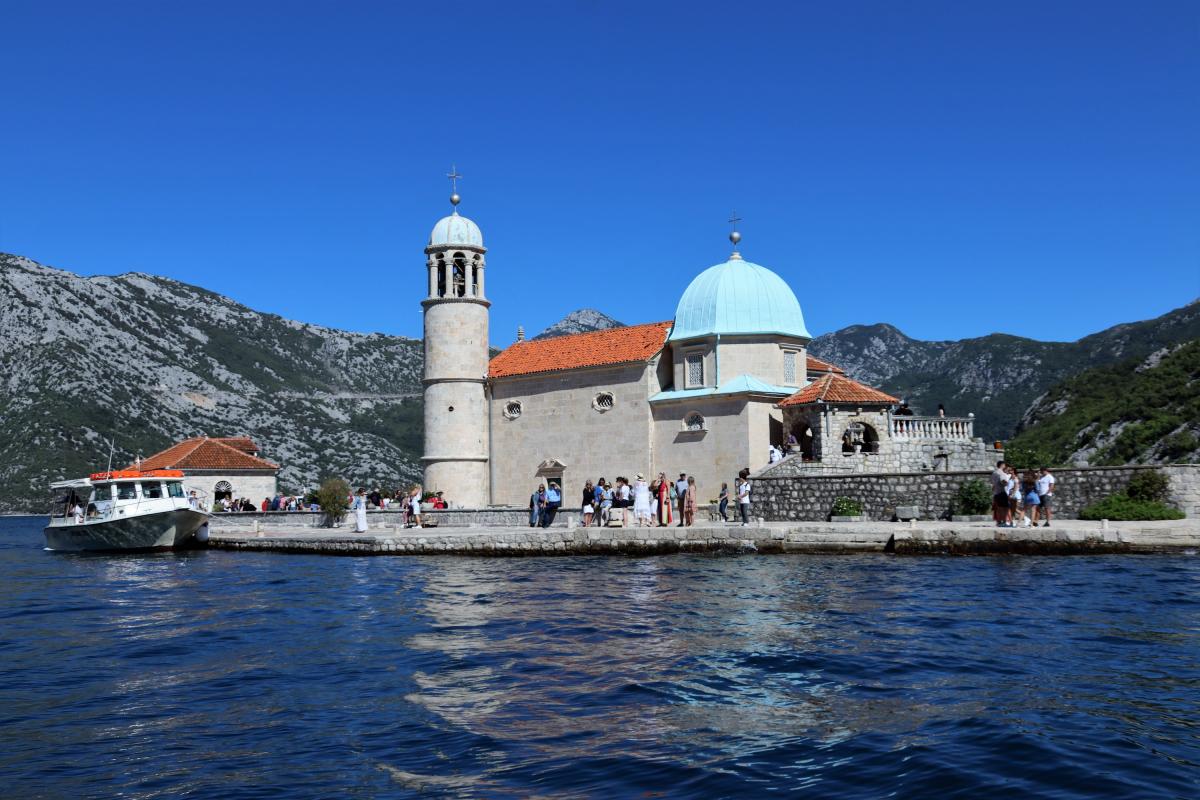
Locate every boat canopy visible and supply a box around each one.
[88,469,185,481]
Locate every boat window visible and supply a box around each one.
[166,482,185,499]
[116,483,138,500]
[91,484,113,503]
[142,482,163,499]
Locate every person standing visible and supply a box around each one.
[408,486,422,529]
[737,476,752,526]
[684,476,697,526]
[582,480,595,528]
[541,482,562,528]
[633,473,652,526]
[352,487,369,532]
[674,473,689,527]
[718,482,729,522]
[593,479,606,527]
[991,460,1010,527]
[1036,467,1056,527]
[1023,471,1041,526]
[1007,466,1023,527]
[529,484,544,527]
[654,473,672,527]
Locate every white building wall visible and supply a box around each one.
[183,472,278,507]
[489,363,654,507]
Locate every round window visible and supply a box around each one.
[503,401,523,420]
[592,392,615,412]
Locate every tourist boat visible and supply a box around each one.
[44,469,211,552]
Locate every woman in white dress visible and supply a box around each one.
[352,487,369,532]
[633,473,652,526]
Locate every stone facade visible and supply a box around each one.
[183,470,277,507]
[779,404,998,474]
[421,234,490,508]
[669,334,808,393]
[489,362,658,507]
[752,464,1200,521]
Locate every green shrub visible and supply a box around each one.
[1078,494,1184,521]
[951,479,992,515]
[831,496,863,517]
[1004,443,1056,472]
[315,477,350,526]
[1127,470,1170,504]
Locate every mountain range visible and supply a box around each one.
[1,251,1195,512]
[0,253,424,513]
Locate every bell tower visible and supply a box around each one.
[421,167,489,507]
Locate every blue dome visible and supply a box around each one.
[669,257,811,341]
[429,212,483,247]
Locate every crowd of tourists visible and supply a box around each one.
[991,460,1056,528]
[528,468,756,529]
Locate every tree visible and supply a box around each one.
[315,477,350,528]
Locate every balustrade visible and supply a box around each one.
[888,415,974,440]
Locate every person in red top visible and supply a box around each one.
[433,492,448,509]
[260,497,270,512]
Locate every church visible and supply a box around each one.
[419,186,998,509]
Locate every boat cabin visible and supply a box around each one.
[49,469,191,525]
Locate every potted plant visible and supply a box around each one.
[830,496,864,522]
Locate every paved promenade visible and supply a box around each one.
[205,518,1200,556]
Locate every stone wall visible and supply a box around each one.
[753,464,1200,521]
[207,507,578,530]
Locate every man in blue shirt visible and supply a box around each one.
[541,482,562,528]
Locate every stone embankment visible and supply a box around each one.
[205,519,1200,557]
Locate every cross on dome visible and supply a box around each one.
[447,164,462,210]
[728,211,743,260]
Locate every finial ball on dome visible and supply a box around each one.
[729,230,742,246]
[450,193,461,207]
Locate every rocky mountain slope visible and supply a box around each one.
[0,253,424,512]
[807,301,1200,441]
[1007,339,1200,466]
[533,309,623,339]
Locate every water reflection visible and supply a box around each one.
[2,517,1198,799]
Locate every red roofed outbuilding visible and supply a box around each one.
[133,437,279,508]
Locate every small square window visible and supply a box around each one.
[686,354,704,388]
[783,351,797,385]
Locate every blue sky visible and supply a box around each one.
[2,1,1196,345]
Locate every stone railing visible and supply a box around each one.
[889,414,974,440]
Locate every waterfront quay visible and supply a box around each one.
[205,515,1200,556]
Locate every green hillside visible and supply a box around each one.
[1008,340,1200,466]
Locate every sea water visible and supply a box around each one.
[1,516,1197,798]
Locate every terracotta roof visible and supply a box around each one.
[806,354,845,374]
[489,321,673,379]
[214,436,259,455]
[134,437,279,471]
[778,373,900,407]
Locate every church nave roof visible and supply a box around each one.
[488,320,673,379]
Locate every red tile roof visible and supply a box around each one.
[778,373,900,407]
[214,436,260,455]
[134,437,279,471]
[489,321,673,379]
[806,354,845,374]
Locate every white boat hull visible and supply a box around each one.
[44,507,210,552]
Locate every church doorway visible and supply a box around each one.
[213,480,233,502]
[535,458,567,495]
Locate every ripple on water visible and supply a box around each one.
[0,519,1198,798]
